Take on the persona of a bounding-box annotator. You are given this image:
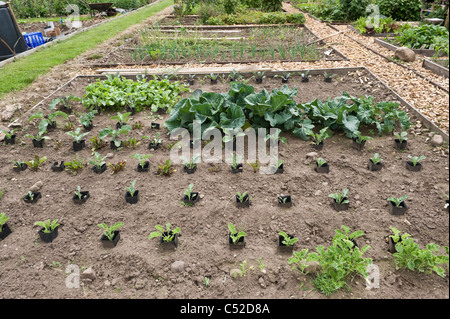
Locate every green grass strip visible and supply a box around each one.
[0,0,173,99]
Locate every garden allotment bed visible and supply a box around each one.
[0,67,448,299]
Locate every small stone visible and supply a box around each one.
[259,277,266,288]
[302,260,321,274]
[431,135,444,147]
[314,190,322,196]
[171,261,185,273]
[81,268,96,281]
[30,181,43,192]
[106,153,114,159]
[306,152,318,160]
[395,47,416,62]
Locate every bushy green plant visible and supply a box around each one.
[288,226,372,296]
[395,24,449,50]
[376,0,422,21]
[389,227,449,277]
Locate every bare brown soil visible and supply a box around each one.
[0,70,448,299]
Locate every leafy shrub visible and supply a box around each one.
[288,226,372,296]
[165,83,410,141]
[206,11,305,25]
[355,16,400,34]
[389,227,449,277]
[376,0,422,21]
[395,24,449,50]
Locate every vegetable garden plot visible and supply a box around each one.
[91,24,347,66]
[0,68,448,299]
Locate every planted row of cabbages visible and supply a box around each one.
[164,82,411,140]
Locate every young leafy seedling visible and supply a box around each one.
[35,219,59,234]
[157,159,176,176]
[316,158,327,167]
[408,155,426,166]
[370,153,383,165]
[67,128,89,143]
[98,222,124,241]
[353,131,373,144]
[89,152,107,169]
[0,213,9,233]
[265,129,287,145]
[131,153,153,168]
[184,184,195,201]
[149,223,180,243]
[388,195,408,207]
[111,112,132,126]
[228,223,246,244]
[329,189,349,205]
[25,155,47,170]
[125,180,137,197]
[279,231,299,247]
[309,127,331,145]
[394,131,408,143]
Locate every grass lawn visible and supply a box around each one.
[17,16,96,24]
[0,0,173,100]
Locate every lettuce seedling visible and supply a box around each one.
[228,223,246,244]
[184,184,195,200]
[98,222,124,241]
[353,131,373,144]
[370,153,383,165]
[35,219,59,234]
[1,128,16,139]
[149,223,180,243]
[316,158,327,167]
[236,192,250,203]
[25,155,47,170]
[131,153,153,168]
[265,129,287,145]
[79,111,97,127]
[67,128,89,143]
[89,152,107,169]
[111,112,132,126]
[408,155,426,166]
[394,131,408,143]
[388,195,408,207]
[0,213,9,232]
[309,127,331,145]
[329,189,349,204]
[99,125,132,147]
[125,180,137,197]
[279,231,299,247]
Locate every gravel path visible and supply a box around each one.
[282,2,449,133]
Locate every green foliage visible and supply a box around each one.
[125,180,137,197]
[24,120,50,141]
[82,75,188,113]
[206,11,305,25]
[389,227,449,277]
[288,226,372,296]
[74,186,83,200]
[89,152,107,168]
[376,0,422,21]
[25,155,47,170]
[35,219,59,234]
[0,213,9,232]
[228,223,246,244]
[149,223,180,242]
[79,111,97,127]
[371,153,383,165]
[316,158,327,167]
[394,131,408,142]
[64,155,85,175]
[236,192,249,203]
[184,183,195,200]
[329,189,349,205]
[395,24,449,51]
[388,195,408,207]
[49,95,80,111]
[10,0,154,19]
[408,155,426,166]
[99,125,132,147]
[156,159,176,176]
[353,131,373,144]
[355,16,399,34]
[279,231,299,247]
[131,153,153,166]
[67,128,89,143]
[98,222,124,241]
[111,112,131,125]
